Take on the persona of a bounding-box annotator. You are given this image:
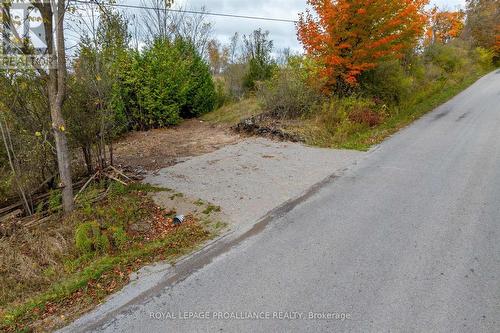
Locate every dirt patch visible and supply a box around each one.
[114,119,241,172]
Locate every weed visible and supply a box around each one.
[111,226,128,250]
[169,192,184,200]
[125,183,168,193]
[47,189,62,213]
[74,222,95,254]
[290,68,487,151]
[193,199,205,206]
[214,221,227,230]
[202,204,221,215]
[74,221,110,255]
[1,221,212,331]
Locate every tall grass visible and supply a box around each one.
[288,43,496,150]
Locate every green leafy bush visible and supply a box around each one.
[113,38,216,130]
[474,47,495,70]
[213,77,232,108]
[75,221,110,255]
[244,58,275,91]
[359,60,413,104]
[110,226,128,250]
[48,189,62,213]
[299,97,382,147]
[108,182,127,197]
[424,42,469,73]
[75,222,99,254]
[258,56,322,118]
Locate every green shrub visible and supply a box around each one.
[213,77,232,108]
[423,62,445,82]
[75,221,110,255]
[474,47,495,71]
[75,222,95,254]
[258,56,322,118]
[112,38,216,129]
[110,226,128,250]
[48,189,62,213]
[424,43,469,73]
[243,57,275,91]
[108,182,127,197]
[95,231,111,253]
[359,60,413,104]
[298,96,387,148]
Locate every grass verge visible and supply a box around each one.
[0,182,215,332]
[201,97,262,126]
[339,74,486,150]
[290,70,489,151]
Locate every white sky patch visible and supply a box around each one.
[65,0,467,54]
[173,0,467,52]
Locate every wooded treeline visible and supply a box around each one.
[0,0,276,215]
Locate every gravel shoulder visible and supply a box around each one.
[145,137,363,230]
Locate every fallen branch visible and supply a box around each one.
[108,165,131,180]
[74,171,99,202]
[0,209,22,223]
[104,173,127,185]
[1,166,137,228]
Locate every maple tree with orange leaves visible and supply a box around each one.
[297,0,429,90]
[426,8,465,45]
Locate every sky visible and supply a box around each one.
[167,0,467,52]
[8,0,469,54]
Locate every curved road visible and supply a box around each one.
[64,70,500,332]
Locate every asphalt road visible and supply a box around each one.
[63,70,500,332]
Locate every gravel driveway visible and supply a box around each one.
[145,138,363,229]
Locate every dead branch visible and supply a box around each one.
[103,173,127,185]
[108,165,131,180]
[74,171,99,202]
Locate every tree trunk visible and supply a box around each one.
[4,1,73,212]
[109,140,114,166]
[39,0,73,212]
[82,145,93,174]
[51,105,73,212]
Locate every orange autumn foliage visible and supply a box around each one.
[426,8,465,45]
[297,0,429,89]
[496,24,500,56]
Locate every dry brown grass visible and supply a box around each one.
[0,183,216,332]
[0,219,75,309]
[201,97,263,126]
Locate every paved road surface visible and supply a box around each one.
[62,70,500,332]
